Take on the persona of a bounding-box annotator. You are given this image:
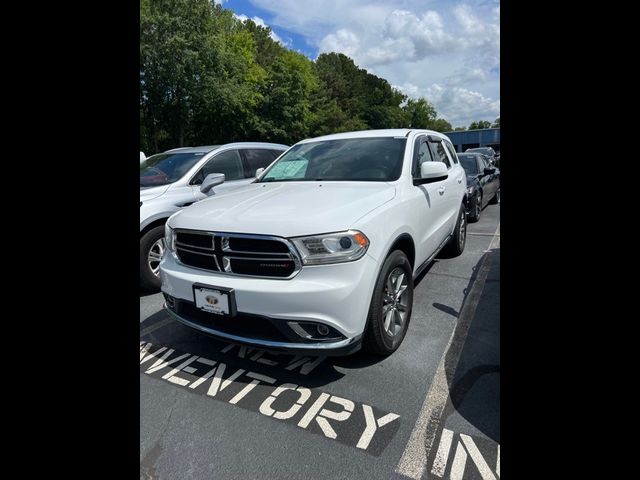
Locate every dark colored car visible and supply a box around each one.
[465,147,499,167]
[458,153,500,222]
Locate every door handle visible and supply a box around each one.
[438,186,446,195]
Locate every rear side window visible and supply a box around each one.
[242,149,283,177]
[444,140,459,164]
[429,140,451,169]
[195,150,244,184]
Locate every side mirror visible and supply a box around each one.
[414,162,448,185]
[484,167,496,175]
[200,173,225,194]
[255,167,265,178]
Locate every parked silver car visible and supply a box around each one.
[140,142,288,290]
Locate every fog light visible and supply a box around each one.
[317,324,330,336]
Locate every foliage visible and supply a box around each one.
[468,120,492,130]
[140,1,464,153]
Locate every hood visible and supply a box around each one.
[169,182,396,237]
[140,184,171,202]
[466,174,479,185]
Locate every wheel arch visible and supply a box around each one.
[386,233,416,270]
[140,217,169,237]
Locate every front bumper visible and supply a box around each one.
[159,251,380,353]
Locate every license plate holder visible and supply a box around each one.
[192,283,237,317]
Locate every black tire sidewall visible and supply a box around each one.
[364,250,414,354]
[140,225,165,290]
[469,192,481,222]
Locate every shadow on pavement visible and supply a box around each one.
[441,247,500,443]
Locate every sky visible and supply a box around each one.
[217,0,499,128]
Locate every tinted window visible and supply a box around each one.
[458,154,478,174]
[429,141,451,169]
[259,137,406,182]
[444,140,459,164]
[243,149,283,177]
[413,137,434,176]
[478,155,488,170]
[140,152,207,187]
[198,150,243,183]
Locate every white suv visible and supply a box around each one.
[160,129,467,355]
[140,143,288,290]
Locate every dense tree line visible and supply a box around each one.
[140,0,466,153]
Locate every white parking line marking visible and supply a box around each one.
[431,428,454,477]
[460,434,497,480]
[450,441,468,480]
[395,223,500,479]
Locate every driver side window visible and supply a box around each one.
[412,137,434,177]
[192,150,243,185]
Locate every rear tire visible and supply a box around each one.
[363,250,414,355]
[442,204,467,257]
[140,225,165,291]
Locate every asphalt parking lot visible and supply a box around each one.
[140,204,500,480]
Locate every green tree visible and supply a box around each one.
[492,117,500,127]
[403,98,437,129]
[468,120,492,130]
[140,2,461,150]
[254,50,317,144]
[431,118,453,132]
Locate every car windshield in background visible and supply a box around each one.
[140,152,207,187]
[259,137,407,183]
[458,155,478,174]
[467,148,493,156]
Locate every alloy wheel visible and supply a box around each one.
[148,238,166,276]
[382,267,409,336]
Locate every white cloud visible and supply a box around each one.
[234,13,289,46]
[246,0,500,125]
[397,82,500,127]
[318,29,360,59]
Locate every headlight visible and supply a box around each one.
[466,186,474,194]
[164,224,175,252]
[291,230,369,265]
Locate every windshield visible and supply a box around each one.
[458,155,478,174]
[140,152,208,187]
[259,137,406,182]
[467,148,492,156]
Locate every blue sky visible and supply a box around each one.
[217,0,500,127]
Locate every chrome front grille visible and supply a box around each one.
[174,230,301,279]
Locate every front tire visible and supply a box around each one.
[442,204,467,257]
[363,250,414,355]
[468,192,482,223]
[140,225,166,291]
